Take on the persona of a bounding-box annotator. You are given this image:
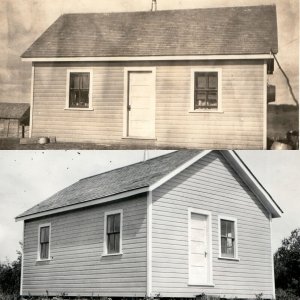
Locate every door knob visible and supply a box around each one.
[204,251,208,257]
[128,104,131,111]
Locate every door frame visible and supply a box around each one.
[123,67,156,139]
[188,208,214,286]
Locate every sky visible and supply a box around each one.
[0,150,299,262]
[0,0,298,105]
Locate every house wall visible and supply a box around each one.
[22,194,147,297]
[151,151,274,299]
[31,60,265,149]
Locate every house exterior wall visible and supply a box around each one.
[31,60,265,149]
[22,194,147,297]
[151,151,274,299]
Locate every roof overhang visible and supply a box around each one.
[21,54,273,62]
[15,150,282,222]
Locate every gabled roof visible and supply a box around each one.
[22,5,278,59]
[0,103,30,120]
[16,150,282,222]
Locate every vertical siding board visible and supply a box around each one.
[151,151,273,299]
[32,60,264,148]
[22,195,147,297]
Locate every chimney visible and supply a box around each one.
[151,0,157,11]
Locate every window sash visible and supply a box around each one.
[194,72,218,110]
[40,226,50,259]
[220,219,235,257]
[69,72,90,108]
[106,213,121,254]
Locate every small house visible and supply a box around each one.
[21,5,278,149]
[0,102,30,138]
[16,150,282,299]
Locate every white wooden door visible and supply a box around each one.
[190,213,210,285]
[127,71,155,138]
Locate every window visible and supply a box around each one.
[191,69,222,112]
[219,217,238,259]
[104,210,123,255]
[38,224,51,260]
[66,69,93,109]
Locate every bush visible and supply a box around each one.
[276,288,300,300]
[0,250,21,298]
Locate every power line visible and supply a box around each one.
[271,49,299,108]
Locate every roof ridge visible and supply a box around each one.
[61,5,275,16]
[79,150,177,182]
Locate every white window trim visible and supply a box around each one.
[65,68,94,110]
[190,67,223,113]
[123,67,156,139]
[218,215,239,261]
[37,223,51,261]
[103,209,123,256]
[188,208,214,286]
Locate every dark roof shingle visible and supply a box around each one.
[22,5,278,58]
[16,150,202,219]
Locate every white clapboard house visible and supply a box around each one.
[21,5,278,149]
[16,150,282,299]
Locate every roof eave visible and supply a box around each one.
[221,150,282,218]
[21,54,273,62]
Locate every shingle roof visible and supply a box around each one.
[0,103,30,120]
[22,5,278,58]
[16,150,202,219]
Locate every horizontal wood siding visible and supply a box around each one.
[152,151,273,299]
[22,195,147,297]
[32,60,264,149]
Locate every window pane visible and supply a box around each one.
[40,227,49,243]
[208,74,218,89]
[114,214,120,232]
[207,92,218,108]
[82,74,90,89]
[107,215,114,234]
[221,220,226,236]
[221,237,227,254]
[196,74,206,89]
[40,242,49,259]
[195,92,206,109]
[115,233,120,252]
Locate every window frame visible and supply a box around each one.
[218,216,239,261]
[37,223,51,261]
[190,68,222,113]
[65,68,93,111]
[188,208,214,287]
[103,209,123,256]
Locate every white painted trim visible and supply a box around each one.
[190,67,223,113]
[29,64,34,138]
[21,54,272,62]
[15,187,148,221]
[269,213,276,299]
[123,67,156,138]
[263,61,267,149]
[218,215,239,260]
[65,68,93,110]
[147,191,153,297]
[103,209,123,255]
[221,151,282,218]
[37,223,51,261]
[188,208,213,286]
[20,221,24,296]
[149,150,211,191]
